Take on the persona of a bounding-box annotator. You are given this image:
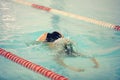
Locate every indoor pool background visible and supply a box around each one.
[0,0,120,80]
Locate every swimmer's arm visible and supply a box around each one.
[78,53,99,68]
[54,55,84,72]
[91,57,99,68]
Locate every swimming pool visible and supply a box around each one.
[0,0,120,80]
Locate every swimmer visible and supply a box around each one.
[28,31,99,72]
[36,31,79,57]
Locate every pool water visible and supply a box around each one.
[0,0,120,80]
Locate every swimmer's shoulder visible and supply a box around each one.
[36,33,48,42]
[54,38,70,45]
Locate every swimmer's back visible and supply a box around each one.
[53,38,71,52]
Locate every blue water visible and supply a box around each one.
[0,0,120,80]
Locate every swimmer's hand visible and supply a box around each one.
[68,67,85,72]
[91,58,99,68]
[93,63,99,68]
[79,69,85,72]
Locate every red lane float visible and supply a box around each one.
[114,25,120,31]
[0,48,68,80]
[32,4,51,12]
[13,0,120,31]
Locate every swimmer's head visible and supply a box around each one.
[36,31,63,42]
[46,31,62,42]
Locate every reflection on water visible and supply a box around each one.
[50,0,65,32]
[0,0,120,80]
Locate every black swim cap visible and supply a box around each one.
[46,31,62,42]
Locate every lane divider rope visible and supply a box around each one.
[13,0,120,31]
[0,48,68,80]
